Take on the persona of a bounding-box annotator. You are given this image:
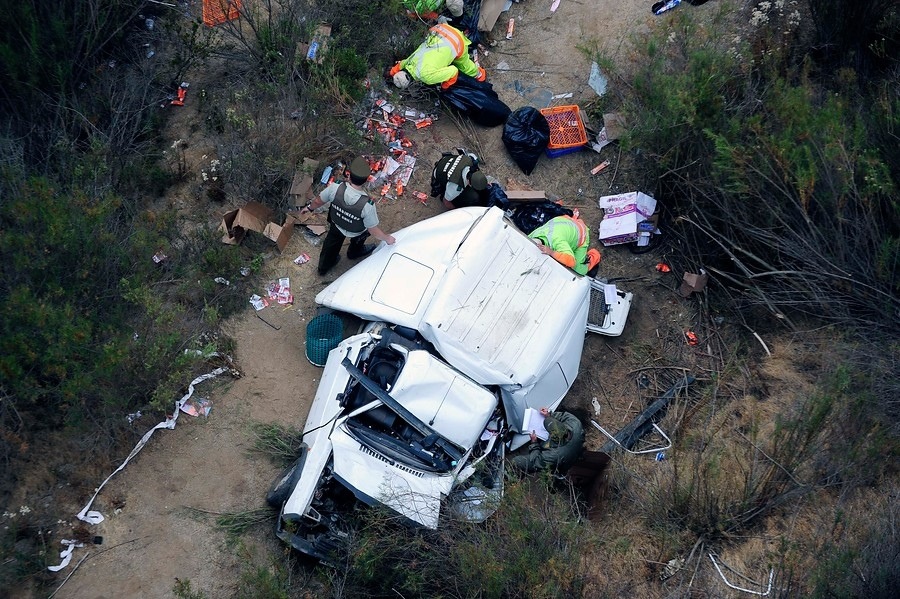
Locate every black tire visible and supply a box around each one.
[266,452,306,508]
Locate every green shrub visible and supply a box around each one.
[331,476,592,598]
[606,2,900,335]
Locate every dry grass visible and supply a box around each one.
[577,324,900,598]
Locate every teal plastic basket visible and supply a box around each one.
[305,314,343,367]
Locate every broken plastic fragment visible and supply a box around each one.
[589,62,608,96]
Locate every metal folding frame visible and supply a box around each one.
[591,419,672,455]
[708,552,775,596]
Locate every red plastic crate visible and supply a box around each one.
[539,105,588,150]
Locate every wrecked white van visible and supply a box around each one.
[270,206,631,562]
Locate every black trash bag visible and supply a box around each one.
[451,0,482,46]
[510,201,573,235]
[439,74,512,127]
[486,183,510,211]
[502,107,550,175]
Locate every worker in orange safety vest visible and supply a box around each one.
[389,23,486,89]
[529,214,602,276]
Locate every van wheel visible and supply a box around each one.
[266,456,305,508]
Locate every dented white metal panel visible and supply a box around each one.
[315,208,481,329]
[418,209,590,389]
[330,425,453,529]
[390,350,497,450]
[316,207,591,392]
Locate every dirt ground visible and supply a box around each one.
[35,2,732,597]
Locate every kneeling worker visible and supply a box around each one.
[529,214,602,276]
[431,150,488,209]
[300,157,396,276]
[511,409,585,474]
[402,0,464,21]
[389,23,486,90]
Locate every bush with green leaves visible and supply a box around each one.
[328,476,593,598]
[0,163,251,495]
[603,3,900,335]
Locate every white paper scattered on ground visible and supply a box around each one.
[249,294,268,311]
[50,364,230,571]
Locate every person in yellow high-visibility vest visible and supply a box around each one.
[389,23,486,89]
[529,214,602,276]
[402,0,464,21]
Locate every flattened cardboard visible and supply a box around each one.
[220,201,296,252]
[297,24,332,64]
[505,190,547,202]
[679,271,709,297]
[289,158,319,200]
[289,211,328,227]
[479,0,507,32]
[603,113,627,142]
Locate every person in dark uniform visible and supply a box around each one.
[511,409,585,474]
[430,149,489,210]
[300,157,396,276]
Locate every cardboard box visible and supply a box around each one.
[597,192,657,246]
[679,270,709,297]
[297,24,331,64]
[289,158,319,201]
[220,202,296,252]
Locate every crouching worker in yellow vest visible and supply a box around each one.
[389,23,486,90]
[529,213,602,276]
[402,0,464,21]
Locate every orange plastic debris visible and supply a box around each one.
[591,160,611,175]
[415,117,433,129]
[413,191,428,204]
[202,0,241,27]
[170,86,187,106]
[685,331,699,346]
[395,183,404,196]
[656,263,671,273]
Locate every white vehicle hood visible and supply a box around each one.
[316,207,590,402]
[284,334,498,529]
[333,348,497,528]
